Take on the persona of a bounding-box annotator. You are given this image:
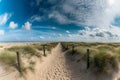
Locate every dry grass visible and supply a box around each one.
[7,46,41,57]
[0,50,17,66]
[0,43,58,74]
[62,42,120,73]
[33,42,58,51]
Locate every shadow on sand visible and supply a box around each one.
[64,52,119,80]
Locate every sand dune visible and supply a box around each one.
[0,43,120,80]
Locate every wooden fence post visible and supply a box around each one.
[16,51,21,72]
[86,49,90,69]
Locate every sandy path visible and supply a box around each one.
[25,43,71,80]
[38,43,71,80]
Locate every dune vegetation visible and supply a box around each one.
[0,42,58,73]
[32,42,58,51]
[62,42,120,74]
[0,42,120,78]
[0,50,17,67]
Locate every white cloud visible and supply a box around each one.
[68,0,120,28]
[9,21,18,29]
[79,25,120,38]
[0,13,11,25]
[30,0,120,29]
[30,15,41,22]
[61,0,120,42]
[46,0,120,28]
[49,11,70,24]
[66,30,70,33]
[22,22,32,30]
[0,30,4,35]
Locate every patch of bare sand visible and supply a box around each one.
[0,63,24,80]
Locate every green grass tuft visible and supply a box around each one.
[93,52,118,73]
[62,42,119,74]
[7,46,41,57]
[0,50,17,66]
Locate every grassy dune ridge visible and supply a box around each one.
[0,42,58,73]
[62,42,120,74]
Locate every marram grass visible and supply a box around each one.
[0,50,17,66]
[62,42,120,74]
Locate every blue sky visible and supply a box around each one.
[0,0,120,42]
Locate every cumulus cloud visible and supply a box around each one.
[0,13,11,25]
[0,30,4,35]
[9,21,18,29]
[22,22,32,30]
[79,26,119,38]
